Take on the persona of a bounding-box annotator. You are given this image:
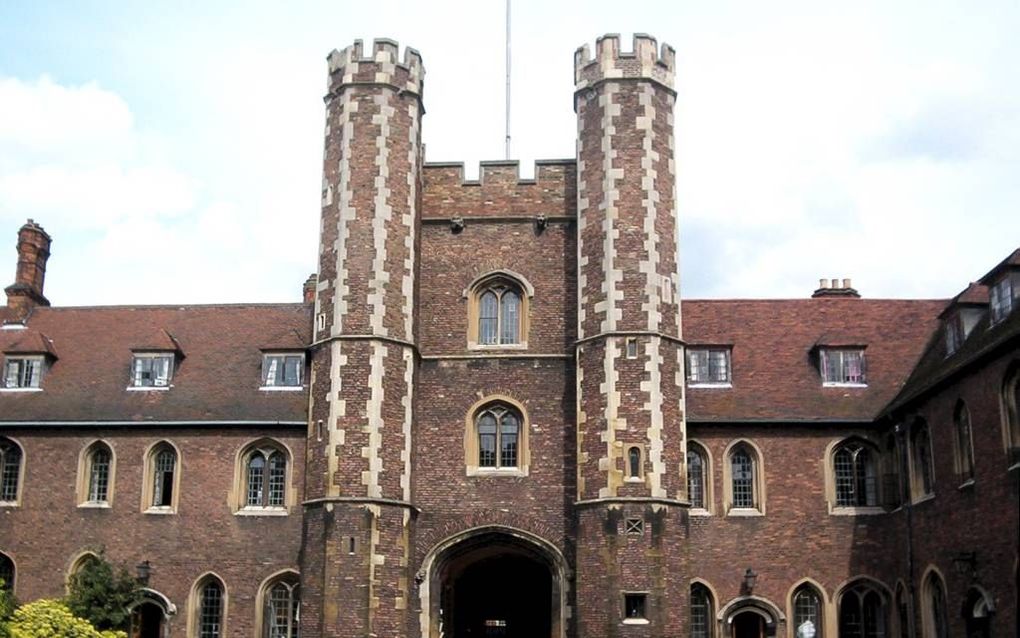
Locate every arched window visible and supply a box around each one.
[839,581,888,638]
[690,583,713,638]
[262,577,300,638]
[0,438,23,504]
[833,440,879,507]
[467,273,530,348]
[78,442,115,505]
[923,572,949,638]
[144,442,178,511]
[247,449,287,508]
[687,445,708,510]
[911,421,935,498]
[476,404,520,469]
[895,583,910,638]
[963,588,992,638]
[792,583,824,637]
[193,576,226,638]
[0,552,14,591]
[627,446,642,479]
[1001,365,1020,465]
[954,401,975,481]
[724,441,763,513]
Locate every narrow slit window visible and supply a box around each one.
[152,447,176,507]
[628,446,642,479]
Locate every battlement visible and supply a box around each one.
[422,160,577,218]
[326,38,424,97]
[573,33,675,91]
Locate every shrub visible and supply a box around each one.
[65,553,140,632]
[6,599,125,638]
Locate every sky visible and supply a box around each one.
[1,1,1018,306]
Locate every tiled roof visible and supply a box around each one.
[682,298,945,422]
[0,304,311,423]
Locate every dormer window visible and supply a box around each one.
[131,353,174,388]
[989,277,1013,324]
[2,355,44,389]
[821,348,866,386]
[261,353,304,389]
[687,348,731,386]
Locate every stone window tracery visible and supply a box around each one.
[833,440,879,508]
[466,273,531,350]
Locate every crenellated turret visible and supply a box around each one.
[302,38,423,638]
[573,33,689,636]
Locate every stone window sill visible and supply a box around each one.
[830,505,885,516]
[726,507,764,517]
[622,618,649,625]
[235,507,288,517]
[78,502,111,509]
[144,507,176,516]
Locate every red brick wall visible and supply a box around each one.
[0,427,305,636]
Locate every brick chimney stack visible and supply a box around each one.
[301,273,316,304]
[812,277,860,298]
[4,219,52,320]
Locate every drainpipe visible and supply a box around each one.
[896,421,917,638]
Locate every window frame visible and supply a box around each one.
[723,440,765,516]
[259,352,306,391]
[465,271,532,351]
[909,420,936,502]
[820,348,867,387]
[0,437,24,506]
[622,592,649,625]
[256,571,300,638]
[838,580,889,638]
[1,355,45,391]
[686,441,713,515]
[952,401,975,484]
[920,569,949,638]
[789,582,826,638]
[141,441,181,514]
[76,441,116,508]
[989,276,1013,325]
[690,582,715,638]
[232,440,292,515]
[943,313,964,356]
[827,438,884,514]
[686,347,732,387]
[190,574,227,638]
[464,397,530,477]
[1001,364,1020,468]
[128,352,176,390]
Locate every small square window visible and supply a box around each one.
[990,277,1013,324]
[625,518,644,535]
[687,348,731,385]
[820,349,866,386]
[262,353,304,388]
[624,593,647,621]
[2,356,44,389]
[131,354,174,388]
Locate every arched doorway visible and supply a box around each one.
[129,589,174,638]
[419,527,568,638]
[731,610,765,638]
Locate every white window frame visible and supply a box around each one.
[989,277,1013,324]
[260,353,305,391]
[687,348,732,387]
[820,348,867,387]
[1,355,44,391]
[128,353,175,390]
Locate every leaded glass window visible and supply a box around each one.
[687,447,706,509]
[730,447,755,509]
[793,585,823,638]
[687,348,731,385]
[840,583,887,638]
[821,349,866,385]
[199,580,224,638]
[690,584,712,638]
[265,580,299,638]
[834,442,878,507]
[152,447,176,507]
[955,402,974,480]
[246,446,288,508]
[87,446,111,503]
[262,354,304,387]
[476,405,521,469]
[476,282,524,346]
[0,439,21,503]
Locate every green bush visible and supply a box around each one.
[65,553,140,632]
[0,579,16,638]
[6,599,125,638]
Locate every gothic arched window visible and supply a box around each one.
[833,440,879,507]
[468,273,530,349]
[725,441,763,513]
[262,576,300,638]
[839,581,888,638]
[911,421,935,498]
[690,583,714,638]
[192,575,225,638]
[687,445,708,510]
[954,401,975,481]
[924,572,949,638]
[477,404,521,469]
[78,441,115,506]
[0,438,22,504]
[793,583,824,637]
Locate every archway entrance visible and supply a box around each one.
[731,610,765,638]
[421,528,566,638]
[130,601,164,638]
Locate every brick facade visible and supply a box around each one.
[1,32,1018,638]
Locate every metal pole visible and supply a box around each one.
[505,0,511,159]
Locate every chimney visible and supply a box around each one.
[302,273,317,304]
[5,219,52,321]
[812,276,860,298]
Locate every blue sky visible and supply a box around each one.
[1,1,1018,305]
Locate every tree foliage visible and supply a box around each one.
[0,578,16,638]
[6,599,125,638]
[64,553,140,632]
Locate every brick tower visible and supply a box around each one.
[300,39,423,637]
[573,34,689,636]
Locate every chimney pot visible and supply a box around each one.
[831,278,840,289]
[818,278,829,289]
[842,278,852,289]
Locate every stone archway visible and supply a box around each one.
[418,526,568,638]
